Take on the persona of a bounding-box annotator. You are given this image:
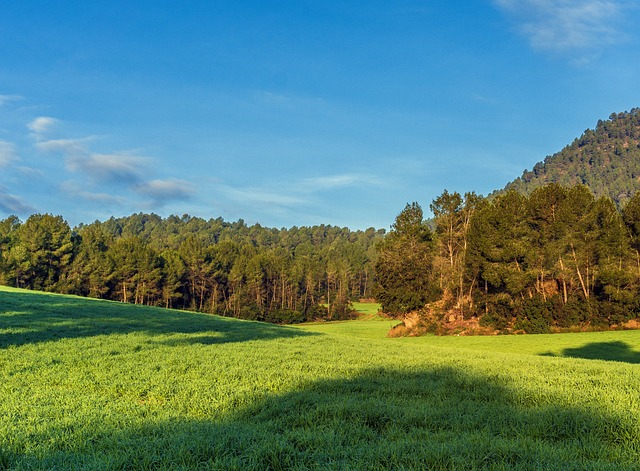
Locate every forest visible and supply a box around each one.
[0,213,383,323]
[377,185,640,334]
[4,181,640,334]
[3,109,640,333]
[373,108,640,334]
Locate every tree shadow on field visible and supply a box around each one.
[558,341,640,364]
[0,288,313,348]
[5,367,639,470]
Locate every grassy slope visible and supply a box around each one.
[1,286,640,469]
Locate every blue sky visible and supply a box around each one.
[1,1,639,230]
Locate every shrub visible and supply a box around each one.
[480,296,513,331]
[514,297,554,334]
[557,298,589,328]
[265,309,306,324]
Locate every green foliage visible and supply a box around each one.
[431,190,481,316]
[623,190,640,253]
[479,296,513,331]
[0,214,384,324]
[5,214,73,291]
[467,183,640,332]
[557,298,590,327]
[514,297,555,333]
[374,203,439,314]
[2,287,640,469]
[390,201,428,238]
[502,108,640,208]
[370,173,640,333]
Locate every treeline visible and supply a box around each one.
[0,213,384,323]
[376,184,640,333]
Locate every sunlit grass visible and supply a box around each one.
[408,329,640,360]
[351,301,382,317]
[2,286,640,469]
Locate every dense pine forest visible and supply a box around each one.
[0,214,383,323]
[377,185,640,334]
[3,109,640,333]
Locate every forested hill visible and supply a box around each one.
[503,108,640,207]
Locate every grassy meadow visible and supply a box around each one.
[1,286,640,469]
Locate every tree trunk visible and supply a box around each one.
[558,257,568,304]
[571,244,589,300]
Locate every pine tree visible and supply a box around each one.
[374,203,438,314]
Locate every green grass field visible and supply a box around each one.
[2,286,640,469]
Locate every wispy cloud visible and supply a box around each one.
[66,152,149,185]
[494,0,629,59]
[471,93,498,105]
[16,166,44,177]
[298,173,384,191]
[0,141,19,167]
[217,172,384,211]
[208,172,389,227]
[31,120,196,211]
[35,135,148,185]
[0,185,35,214]
[218,185,307,207]
[60,181,126,205]
[28,116,59,139]
[257,91,328,110]
[18,107,205,219]
[134,179,195,204]
[36,137,93,156]
[0,95,23,107]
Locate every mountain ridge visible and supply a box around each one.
[501,108,640,206]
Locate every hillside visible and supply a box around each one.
[504,108,640,206]
[2,286,640,468]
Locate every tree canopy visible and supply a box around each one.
[0,213,384,324]
[503,108,640,208]
[374,203,438,314]
[376,185,640,333]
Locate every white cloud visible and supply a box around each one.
[28,116,59,139]
[35,129,195,208]
[0,141,19,167]
[258,91,328,110]
[495,0,628,56]
[34,133,148,185]
[36,137,91,156]
[66,152,148,184]
[16,166,44,177]
[35,137,148,186]
[134,179,195,203]
[3,105,202,219]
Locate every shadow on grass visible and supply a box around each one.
[5,367,638,469]
[0,288,314,348]
[542,341,640,364]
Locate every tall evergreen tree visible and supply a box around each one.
[11,214,73,291]
[374,203,438,314]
